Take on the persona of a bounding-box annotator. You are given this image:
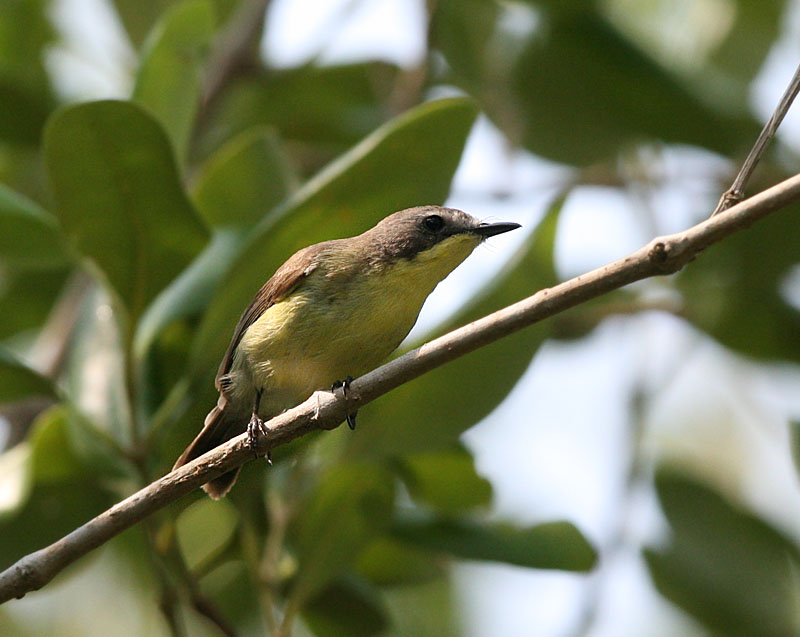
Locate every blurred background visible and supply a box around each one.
[1,0,800,635]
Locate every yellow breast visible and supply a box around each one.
[234,233,480,416]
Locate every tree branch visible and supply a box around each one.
[711,61,800,216]
[2,172,800,603]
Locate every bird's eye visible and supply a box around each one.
[423,214,444,232]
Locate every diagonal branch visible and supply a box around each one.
[2,172,800,604]
[711,62,800,216]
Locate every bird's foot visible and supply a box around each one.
[247,413,272,464]
[331,376,358,430]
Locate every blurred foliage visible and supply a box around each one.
[0,0,798,635]
[645,468,800,635]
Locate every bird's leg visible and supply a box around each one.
[331,375,358,430]
[247,388,272,464]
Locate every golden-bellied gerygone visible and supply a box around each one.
[174,206,520,498]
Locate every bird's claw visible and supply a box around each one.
[332,376,358,430]
[247,413,272,463]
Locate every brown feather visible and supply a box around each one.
[172,400,243,499]
[214,243,324,389]
[174,244,326,497]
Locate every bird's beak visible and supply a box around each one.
[471,221,522,238]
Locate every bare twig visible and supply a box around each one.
[711,62,800,216]
[1,172,800,603]
[190,0,271,153]
[200,0,271,111]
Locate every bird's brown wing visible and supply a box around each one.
[214,243,324,390]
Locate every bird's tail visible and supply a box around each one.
[173,402,244,499]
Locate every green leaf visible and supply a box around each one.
[0,184,69,269]
[0,480,112,570]
[132,0,215,161]
[111,0,236,47]
[645,468,800,635]
[111,0,179,46]
[356,537,443,586]
[133,229,244,367]
[397,446,492,514]
[392,518,597,571]
[0,346,54,403]
[429,0,500,89]
[28,405,85,483]
[135,129,296,407]
[0,443,30,516]
[710,0,786,85]
[0,406,112,568]
[0,405,88,520]
[0,0,56,146]
[677,201,800,362]
[383,578,459,637]
[176,496,239,571]
[346,197,561,458]
[790,421,800,481]
[289,463,395,605]
[191,127,297,229]
[511,13,756,164]
[189,97,478,378]
[0,267,70,340]
[200,63,400,159]
[303,576,389,637]
[198,559,264,631]
[44,100,209,328]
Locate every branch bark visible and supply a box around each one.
[711,62,800,216]
[2,172,800,603]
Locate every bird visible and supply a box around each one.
[174,205,520,498]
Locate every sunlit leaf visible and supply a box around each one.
[133,0,215,161]
[44,100,209,328]
[191,126,297,229]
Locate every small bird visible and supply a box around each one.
[174,205,520,498]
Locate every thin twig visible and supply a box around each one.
[711,62,800,216]
[196,0,271,129]
[1,171,800,604]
